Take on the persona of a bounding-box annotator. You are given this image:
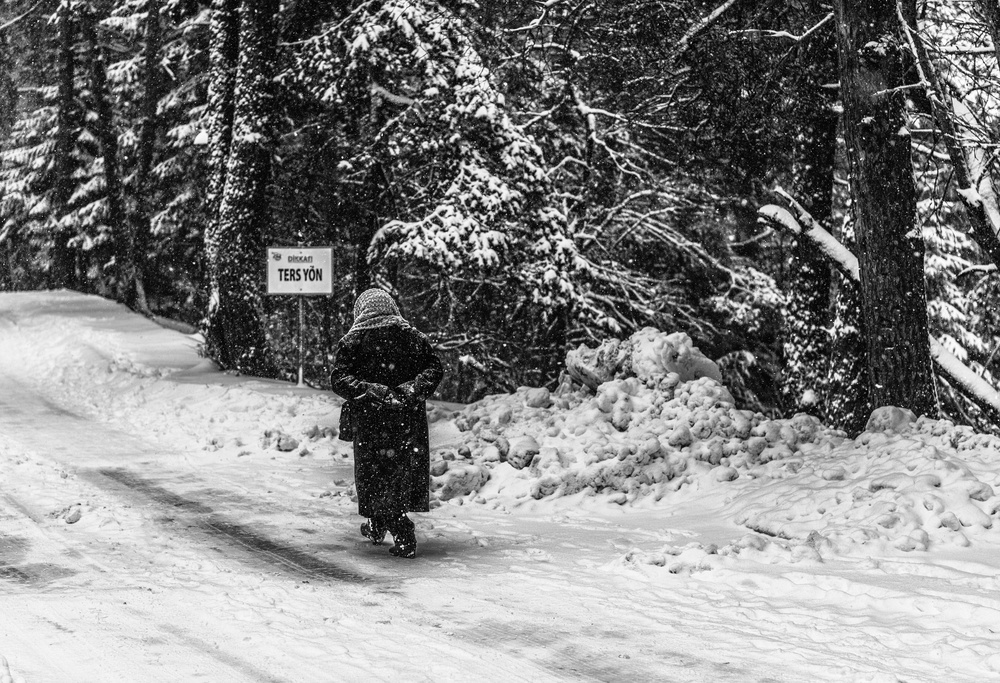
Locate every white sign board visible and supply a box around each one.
[266,247,333,296]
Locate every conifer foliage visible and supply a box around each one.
[0,0,999,426]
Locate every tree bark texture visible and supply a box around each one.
[0,32,16,138]
[352,76,390,298]
[974,0,1000,72]
[206,0,237,213]
[832,0,937,415]
[204,0,277,376]
[81,4,128,300]
[126,0,164,315]
[52,0,77,289]
[354,162,385,297]
[784,16,841,416]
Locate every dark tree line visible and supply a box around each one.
[1,0,1000,433]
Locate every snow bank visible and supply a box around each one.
[0,291,352,467]
[5,294,1000,558]
[727,408,1000,553]
[434,329,1000,556]
[617,407,1000,571]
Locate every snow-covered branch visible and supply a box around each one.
[674,0,744,64]
[958,263,998,278]
[897,0,1000,268]
[759,194,1000,426]
[0,0,46,33]
[758,189,859,279]
[505,0,565,33]
[568,84,596,168]
[731,13,833,43]
[370,83,415,107]
[937,46,996,55]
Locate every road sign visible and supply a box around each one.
[266,247,333,296]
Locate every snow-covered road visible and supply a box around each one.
[1,291,998,682]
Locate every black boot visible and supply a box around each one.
[361,519,386,545]
[388,514,416,559]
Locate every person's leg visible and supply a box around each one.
[360,518,386,544]
[387,513,416,558]
[356,441,398,545]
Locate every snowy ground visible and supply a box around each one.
[1,290,999,682]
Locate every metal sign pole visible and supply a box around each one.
[266,246,332,389]
[297,295,305,388]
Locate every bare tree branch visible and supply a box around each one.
[731,12,833,43]
[0,0,46,34]
[898,0,1000,268]
[973,0,1000,69]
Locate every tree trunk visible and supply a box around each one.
[204,0,277,376]
[51,0,77,289]
[352,78,390,297]
[354,162,385,297]
[0,30,16,138]
[832,0,937,415]
[204,0,240,365]
[784,16,840,416]
[974,0,1000,70]
[81,4,127,300]
[206,0,237,216]
[127,0,163,316]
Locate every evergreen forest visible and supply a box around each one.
[2,0,1000,435]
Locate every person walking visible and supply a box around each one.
[330,288,444,558]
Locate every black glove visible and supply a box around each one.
[382,391,404,410]
[362,383,407,409]
[395,382,418,405]
[360,383,391,404]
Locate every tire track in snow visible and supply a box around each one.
[0,467,302,682]
[94,468,376,584]
[450,618,750,682]
[0,367,378,586]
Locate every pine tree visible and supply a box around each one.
[832,0,937,415]
[203,0,277,375]
[782,8,840,416]
[81,1,128,299]
[52,0,81,288]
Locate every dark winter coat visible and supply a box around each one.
[330,322,443,518]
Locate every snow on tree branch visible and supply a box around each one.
[760,193,1000,425]
[288,0,598,319]
[758,188,859,279]
[897,0,1000,268]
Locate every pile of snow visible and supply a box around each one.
[430,328,842,502]
[432,329,1000,555]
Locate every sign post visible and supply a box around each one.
[266,247,334,387]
